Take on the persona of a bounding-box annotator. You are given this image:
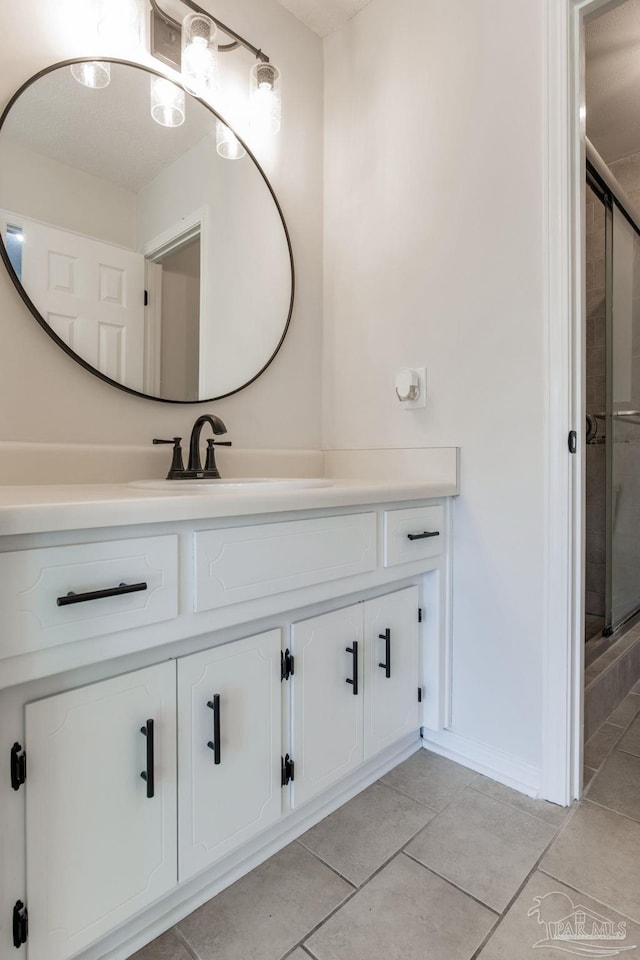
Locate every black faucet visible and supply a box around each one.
[187,415,232,478]
[153,415,232,480]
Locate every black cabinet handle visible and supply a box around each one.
[407,531,440,542]
[378,629,391,678]
[57,581,148,607]
[346,641,359,695]
[140,719,155,799]
[207,694,221,765]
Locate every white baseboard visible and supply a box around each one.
[421,728,542,798]
[78,735,421,960]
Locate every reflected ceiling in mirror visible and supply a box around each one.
[0,59,294,403]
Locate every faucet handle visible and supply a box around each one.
[153,437,185,480]
[204,438,232,477]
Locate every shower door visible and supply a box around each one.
[607,202,640,631]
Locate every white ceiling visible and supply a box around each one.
[586,0,640,162]
[276,0,373,38]
[2,63,216,192]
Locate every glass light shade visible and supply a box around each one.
[216,120,246,160]
[150,77,186,128]
[70,61,111,89]
[98,0,141,48]
[249,62,281,135]
[181,13,218,97]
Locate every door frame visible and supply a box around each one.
[543,0,625,804]
[142,208,209,400]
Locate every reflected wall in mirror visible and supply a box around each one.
[0,60,294,403]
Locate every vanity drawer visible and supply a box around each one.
[0,535,178,659]
[194,513,377,612]
[384,505,444,567]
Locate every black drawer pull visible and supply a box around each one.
[57,581,148,607]
[207,694,221,765]
[407,531,440,542]
[379,629,391,678]
[140,719,155,799]
[346,641,359,695]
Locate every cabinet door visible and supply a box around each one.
[25,662,177,960]
[178,630,282,881]
[291,605,364,808]
[364,586,420,760]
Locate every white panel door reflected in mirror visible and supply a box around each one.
[0,59,294,403]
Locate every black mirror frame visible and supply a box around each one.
[0,57,295,404]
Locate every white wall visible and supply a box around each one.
[0,140,137,248]
[324,0,546,769]
[0,0,323,449]
[137,131,290,399]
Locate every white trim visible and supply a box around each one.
[144,260,162,396]
[141,208,206,262]
[69,735,421,960]
[421,730,541,798]
[0,207,136,251]
[541,0,576,807]
[543,0,627,805]
[141,207,212,402]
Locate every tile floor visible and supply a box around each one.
[132,697,640,960]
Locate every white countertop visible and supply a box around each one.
[0,479,458,537]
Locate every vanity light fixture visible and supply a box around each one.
[250,63,281,135]
[149,0,281,152]
[70,61,111,89]
[181,12,218,97]
[150,76,186,127]
[216,121,246,160]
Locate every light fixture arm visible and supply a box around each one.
[149,0,270,62]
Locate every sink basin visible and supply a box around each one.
[129,478,334,493]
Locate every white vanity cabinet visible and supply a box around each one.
[291,604,365,808]
[24,662,177,960]
[363,586,420,760]
[177,630,283,881]
[290,586,421,807]
[0,494,452,960]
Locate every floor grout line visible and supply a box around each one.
[173,925,201,960]
[294,839,360,888]
[537,866,640,929]
[584,719,628,772]
[582,795,640,826]
[281,804,463,956]
[464,782,571,829]
[373,776,442,815]
[375,775,450,813]
[300,944,320,960]
[280,941,318,960]
[401,850,501,916]
[384,757,571,831]
[466,798,584,960]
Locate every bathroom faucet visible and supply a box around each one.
[187,415,232,479]
[153,415,232,480]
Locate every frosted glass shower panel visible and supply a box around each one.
[609,205,640,628]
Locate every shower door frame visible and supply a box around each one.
[542,0,629,806]
[584,167,614,636]
[586,165,640,638]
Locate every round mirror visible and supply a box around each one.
[0,59,294,403]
